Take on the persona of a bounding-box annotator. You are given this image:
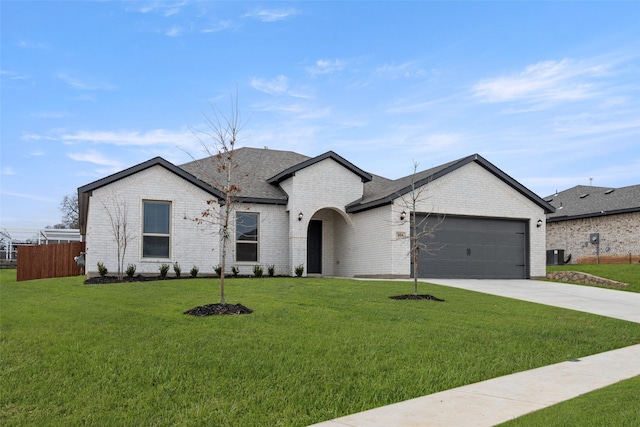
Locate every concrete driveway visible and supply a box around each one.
[422,278,640,323]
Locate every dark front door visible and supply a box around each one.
[307,220,322,274]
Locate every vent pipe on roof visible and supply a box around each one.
[589,177,593,186]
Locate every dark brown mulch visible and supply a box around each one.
[184,303,253,316]
[389,294,445,301]
[84,275,181,284]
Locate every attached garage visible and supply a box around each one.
[413,215,529,279]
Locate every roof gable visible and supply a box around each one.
[267,151,373,184]
[348,154,554,214]
[78,156,222,197]
[77,157,222,234]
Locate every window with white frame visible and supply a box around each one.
[143,201,171,258]
[236,212,258,262]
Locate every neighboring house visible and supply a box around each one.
[78,148,553,279]
[545,184,640,264]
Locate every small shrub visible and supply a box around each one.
[173,262,181,278]
[253,265,263,278]
[267,265,275,277]
[125,264,136,278]
[97,262,108,278]
[159,264,170,279]
[295,264,304,277]
[214,265,222,277]
[231,266,239,277]
[190,266,199,278]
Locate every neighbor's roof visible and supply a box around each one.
[545,184,640,222]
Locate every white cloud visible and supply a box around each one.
[554,110,640,137]
[21,133,56,141]
[244,8,299,22]
[163,7,181,17]
[375,61,427,79]
[134,1,188,15]
[2,167,16,175]
[57,73,117,91]
[250,75,290,94]
[59,128,197,149]
[0,190,53,203]
[472,58,610,105]
[31,111,72,119]
[306,59,346,76]
[164,25,183,37]
[17,40,48,49]
[201,20,233,33]
[1,69,31,81]
[418,133,462,150]
[67,150,124,168]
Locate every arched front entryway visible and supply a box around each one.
[305,208,353,276]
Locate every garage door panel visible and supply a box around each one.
[413,215,527,279]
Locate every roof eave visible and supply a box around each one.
[547,207,640,222]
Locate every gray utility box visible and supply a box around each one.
[546,249,565,266]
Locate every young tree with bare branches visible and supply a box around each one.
[399,161,445,295]
[99,195,135,281]
[190,93,245,306]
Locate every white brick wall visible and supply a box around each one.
[223,204,290,276]
[388,162,547,277]
[85,158,547,279]
[334,205,398,277]
[280,158,365,276]
[85,165,219,277]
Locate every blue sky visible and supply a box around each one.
[2,1,639,229]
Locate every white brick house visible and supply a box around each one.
[78,148,553,278]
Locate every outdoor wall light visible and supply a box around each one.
[298,212,303,221]
[537,219,543,228]
[400,210,407,221]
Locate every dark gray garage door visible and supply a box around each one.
[412,215,528,279]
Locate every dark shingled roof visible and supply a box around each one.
[78,147,555,234]
[180,147,310,203]
[545,184,640,222]
[348,153,554,213]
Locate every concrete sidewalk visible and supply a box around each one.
[309,279,640,426]
[310,344,640,427]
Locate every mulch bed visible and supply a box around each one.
[184,303,253,316]
[84,275,254,316]
[84,275,171,284]
[389,294,445,301]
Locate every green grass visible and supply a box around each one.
[497,375,640,427]
[2,269,639,426]
[548,264,640,293]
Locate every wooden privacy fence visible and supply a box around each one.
[17,242,86,282]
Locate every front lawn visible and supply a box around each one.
[548,264,640,293]
[498,375,640,427]
[2,270,639,426]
